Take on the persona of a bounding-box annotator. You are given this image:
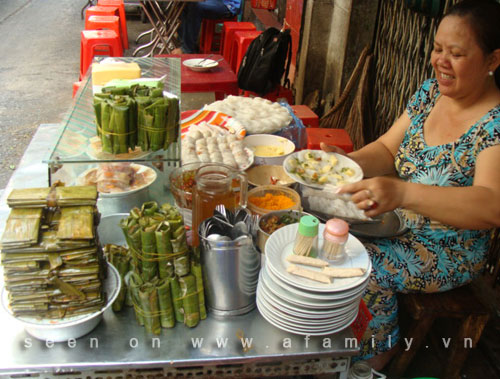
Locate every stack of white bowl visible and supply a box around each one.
[257,223,371,336]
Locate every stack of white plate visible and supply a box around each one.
[257,223,371,336]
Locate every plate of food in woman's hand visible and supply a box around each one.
[76,162,157,197]
[283,150,363,189]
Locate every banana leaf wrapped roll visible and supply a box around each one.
[174,255,190,277]
[140,224,158,282]
[147,98,168,152]
[136,96,153,151]
[168,275,184,323]
[191,259,207,320]
[171,225,188,254]
[141,201,159,216]
[93,94,111,137]
[164,96,180,150]
[179,274,200,328]
[157,279,175,328]
[109,246,131,312]
[101,86,130,96]
[130,207,142,220]
[99,100,114,153]
[155,221,174,279]
[125,274,134,307]
[120,217,141,268]
[129,271,144,325]
[138,281,161,335]
[111,97,134,154]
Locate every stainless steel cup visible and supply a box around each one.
[200,224,261,317]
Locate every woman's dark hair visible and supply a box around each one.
[444,0,500,88]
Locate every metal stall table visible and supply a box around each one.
[0,57,360,378]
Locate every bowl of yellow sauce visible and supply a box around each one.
[243,134,295,165]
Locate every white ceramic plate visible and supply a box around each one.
[183,58,219,72]
[256,296,358,336]
[258,290,359,328]
[265,257,370,301]
[1,262,121,342]
[283,150,363,189]
[258,273,361,318]
[261,265,366,308]
[265,223,370,292]
[76,163,157,198]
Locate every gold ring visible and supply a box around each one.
[365,189,374,199]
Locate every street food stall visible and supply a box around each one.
[0,57,395,378]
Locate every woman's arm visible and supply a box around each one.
[341,145,500,230]
[401,144,500,229]
[322,112,410,178]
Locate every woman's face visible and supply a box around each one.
[431,15,492,99]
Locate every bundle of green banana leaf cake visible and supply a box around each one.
[113,201,206,334]
[93,83,180,154]
[0,184,107,320]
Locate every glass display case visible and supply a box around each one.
[46,57,181,213]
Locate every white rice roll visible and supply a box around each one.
[209,150,223,163]
[218,142,229,153]
[222,152,237,167]
[225,134,238,143]
[187,129,203,140]
[198,153,210,162]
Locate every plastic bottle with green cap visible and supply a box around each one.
[293,215,320,257]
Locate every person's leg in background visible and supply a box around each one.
[177,0,233,53]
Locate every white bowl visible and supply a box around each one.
[182,58,219,72]
[2,262,121,342]
[243,134,295,166]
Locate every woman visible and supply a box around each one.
[322,0,500,369]
[172,0,242,54]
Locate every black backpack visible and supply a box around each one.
[237,27,292,96]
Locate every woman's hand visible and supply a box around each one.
[337,177,406,217]
[320,142,347,156]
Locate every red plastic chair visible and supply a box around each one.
[229,30,262,73]
[80,29,123,79]
[200,16,237,54]
[97,0,129,49]
[221,22,256,62]
[85,15,123,48]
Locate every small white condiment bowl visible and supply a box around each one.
[243,134,295,166]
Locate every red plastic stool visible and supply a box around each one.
[85,5,119,20]
[230,30,262,73]
[97,0,129,49]
[85,15,122,47]
[80,29,123,79]
[306,128,354,153]
[73,81,83,98]
[200,16,237,54]
[242,86,294,105]
[221,22,256,62]
[291,105,319,127]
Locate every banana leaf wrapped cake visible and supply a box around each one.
[0,185,107,320]
[116,201,207,334]
[93,84,180,154]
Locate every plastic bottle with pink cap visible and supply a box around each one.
[320,218,349,263]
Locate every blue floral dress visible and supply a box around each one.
[358,79,500,359]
